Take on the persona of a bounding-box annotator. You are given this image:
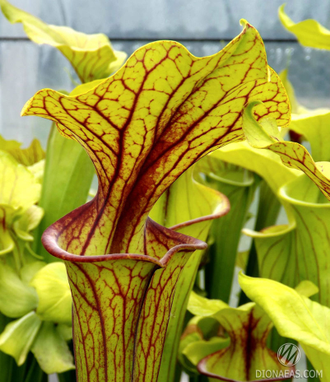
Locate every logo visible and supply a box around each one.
[277,343,301,366]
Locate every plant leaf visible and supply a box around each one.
[0,206,15,255]
[236,250,249,270]
[0,313,17,382]
[195,155,257,302]
[56,324,72,341]
[244,174,330,307]
[0,261,38,318]
[242,102,330,307]
[61,219,206,382]
[239,273,330,380]
[290,109,330,162]
[158,250,205,382]
[295,280,319,298]
[22,23,290,255]
[179,317,229,376]
[212,141,300,195]
[13,205,44,241]
[188,290,229,317]
[31,321,75,374]
[243,101,330,201]
[139,221,208,381]
[182,338,229,375]
[184,292,292,381]
[0,151,41,213]
[197,303,292,381]
[33,125,95,263]
[0,136,45,166]
[0,0,127,83]
[0,312,42,366]
[30,262,72,325]
[0,151,41,259]
[150,166,229,240]
[280,68,330,162]
[279,4,330,50]
[20,261,46,284]
[152,166,230,382]
[28,159,45,184]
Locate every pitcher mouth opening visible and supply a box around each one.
[279,173,330,208]
[41,216,207,266]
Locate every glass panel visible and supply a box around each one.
[1,0,330,39]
